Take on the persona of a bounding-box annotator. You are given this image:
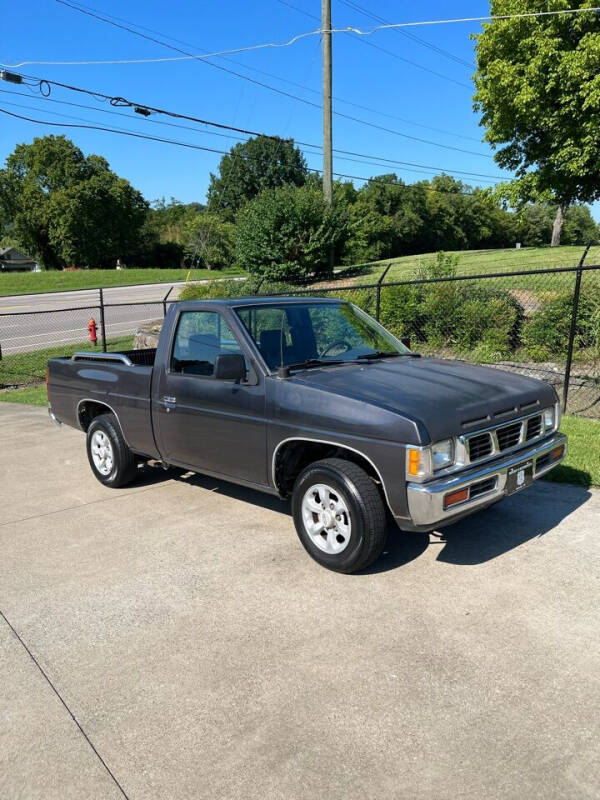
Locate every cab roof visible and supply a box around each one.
[181,296,347,307]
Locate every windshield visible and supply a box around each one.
[235,301,411,371]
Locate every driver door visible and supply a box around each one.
[154,308,267,485]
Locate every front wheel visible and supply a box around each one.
[292,458,388,573]
[86,413,138,488]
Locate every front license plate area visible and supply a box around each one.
[506,460,534,495]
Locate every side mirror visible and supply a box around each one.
[214,353,246,381]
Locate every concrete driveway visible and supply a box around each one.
[1,403,599,800]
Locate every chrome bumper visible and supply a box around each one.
[406,432,567,530]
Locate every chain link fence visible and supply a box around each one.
[1,252,599,417]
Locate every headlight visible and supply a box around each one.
[406,439,455,480]
[431,439,455,470]
[544,407,555,431]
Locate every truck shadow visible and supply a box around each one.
[144,467,591,573]
[366,481,591,574]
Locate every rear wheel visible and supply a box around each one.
[86,413,138,488]
[292,458,388,573]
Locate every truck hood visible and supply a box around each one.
[291,356,557,443]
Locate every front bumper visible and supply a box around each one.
[406,432,567,531]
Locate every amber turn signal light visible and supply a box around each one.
[407,449,421,476]
[443,487,469,509]
[551,446,564,460]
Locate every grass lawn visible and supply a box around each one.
[0,266,246,297]
[352,245,600,285]
[0,336,132,387]
[0,384,47,405]
[544,415,600,487]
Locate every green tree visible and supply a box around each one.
[183,213,235,269]
[48,172,148,266]
[562,204,600,244]
[207,135,307,219]
[473,0,600,245]
[514,203,556,246]
[513,202,599,246]
[235,183,348,281]
[144,197,205,245]
[0,135,147,268]
[345,174,425,262]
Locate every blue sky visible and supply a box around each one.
[0,1,527,207]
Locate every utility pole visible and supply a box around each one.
[322,0,334,273]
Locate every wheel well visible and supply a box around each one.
[78,400,114,432]
[273,440,382,498]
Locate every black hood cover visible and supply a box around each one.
[292,357,557,443]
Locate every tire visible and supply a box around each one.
[292,458,388,573]
[86,413,138,488]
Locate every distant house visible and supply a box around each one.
[0,247,40,272]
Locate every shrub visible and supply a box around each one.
[523,288,600,358]
[378,284,422,338]
[234,183,348,282]
[378,253,523,357]
[177,277,298,302]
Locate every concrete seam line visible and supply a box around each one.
[0,482,172,528]
[0,609,131,800]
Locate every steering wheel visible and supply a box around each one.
[318,340,352,358]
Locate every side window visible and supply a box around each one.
[171,311,244,376]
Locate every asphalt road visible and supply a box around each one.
[1,402,599,800]
[0,280,211,354]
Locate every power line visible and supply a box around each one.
[9,2,593,66]
[0,105,232,155]
[46,0,483,142]
[13,67,495,160]
[46,0,473,91]
[0,105,504,197]
[0,90,504,182]
[15,71,287,141]
[275,0,472,90]
[54,0,481,141]
[47,1,493,155]
[337,0,474,69]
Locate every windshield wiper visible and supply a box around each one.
[278,358,345,376]
[355,350,418,361]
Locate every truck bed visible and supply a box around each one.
[48,348,159,458]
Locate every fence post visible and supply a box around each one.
[162,286,174,316]
[375,262,392,322]
[562,243,591,413]
[99,288,107,352]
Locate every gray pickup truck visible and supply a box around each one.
[48,296,567,573]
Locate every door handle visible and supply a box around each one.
[162,395,177,412]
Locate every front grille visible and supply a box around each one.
[525,414,542,440]
[496,421,522,451]
[468,433,493,461]
[464,412,547,467]
[470,477,497,498]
